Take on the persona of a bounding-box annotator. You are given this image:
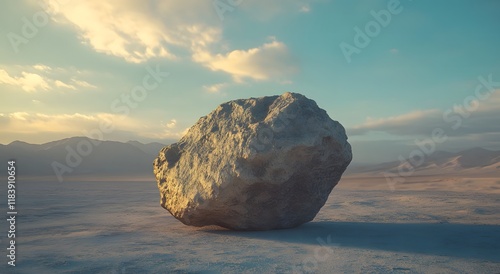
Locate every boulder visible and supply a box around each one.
[153,92,352,230]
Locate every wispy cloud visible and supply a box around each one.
[203,83,228,94]
[71,79,97,89]
[0,112,183,143]
[140,118,182,140]
[0,70,50,92]
[33,64,52,72]
[349,109,443,136]
[164,119,177,129]
[349,91,500,138]
[0,65,97,92]
[54,80,77,90]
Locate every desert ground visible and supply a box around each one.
[1,176,499,273]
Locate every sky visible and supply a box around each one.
[1,0,499,164]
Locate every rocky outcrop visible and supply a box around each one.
[153,92,352,230]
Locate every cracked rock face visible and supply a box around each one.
[153,92,352,230]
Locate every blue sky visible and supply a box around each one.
[1,0,499,163]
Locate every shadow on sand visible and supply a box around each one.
[203,221,500,262]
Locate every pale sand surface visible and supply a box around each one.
[1,179,498,273]
[342,174,500,194]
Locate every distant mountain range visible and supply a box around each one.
[0,137,171,181]
[347,147,500,176]
[1,137,498,181]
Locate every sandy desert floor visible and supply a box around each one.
[1,178,499,273]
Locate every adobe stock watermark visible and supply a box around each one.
[51,65,170,182]
[292,234,341,273]
[213,0,244,21]
[340,0,412,64]
[384,74,500,191]
[7,0,70,53]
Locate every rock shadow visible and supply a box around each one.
[203,221,500,262]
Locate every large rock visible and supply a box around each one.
[153,92,352,230]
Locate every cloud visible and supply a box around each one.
[0,112,183,144]
[0,70,51,92]
[43,0,219,63]
[42,0,299,83]
[55,80,77,90]
[33,64,52,72]
[349,109,443,136]
[203,83,229,94]
[165,119,177,129]
[72,79,97,89]
[0,65,97,92]
[0,112,115,134]
[193,39,298,82]
[347,92,500,163]
[349,91,500,138]
[139,118,182,140]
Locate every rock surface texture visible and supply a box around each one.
[153,92,352,230]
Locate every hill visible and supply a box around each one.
[0,137,172,182]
